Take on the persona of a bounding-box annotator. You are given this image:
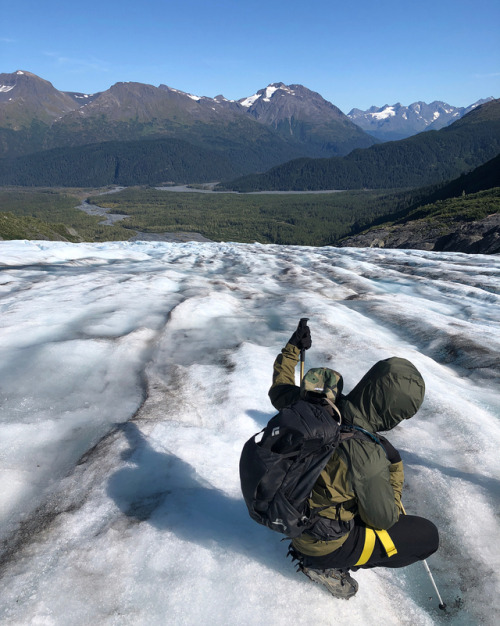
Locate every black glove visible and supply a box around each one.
[288,319,312,351]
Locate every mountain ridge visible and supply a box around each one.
[0,71,377,166]
[347,98,494,141]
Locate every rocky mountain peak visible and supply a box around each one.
[0,70,80,128]
[1,70,62,98]
[238,81,347,126]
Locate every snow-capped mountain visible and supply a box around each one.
[348,98,495,141]
[237,82,376,155]
[240,82,346,125]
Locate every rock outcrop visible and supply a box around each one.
[339,213,500,254]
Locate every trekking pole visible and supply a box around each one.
[401,505,446,611]
[298,317,309,382]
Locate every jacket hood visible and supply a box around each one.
[340,357,425,432]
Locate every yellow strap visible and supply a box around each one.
[375,529,398,557]
[354,528,398,567]
[354,528,376,566]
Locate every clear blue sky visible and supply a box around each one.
[2,0,499,113]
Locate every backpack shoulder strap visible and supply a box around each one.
[340,425,390,459]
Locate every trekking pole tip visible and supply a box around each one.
[439,603,447,611]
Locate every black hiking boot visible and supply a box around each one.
[301,566,359,599]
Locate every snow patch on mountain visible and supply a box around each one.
[262,85,279,101]
[370,106,396,120]
[239,83,296,107]
[240,92,261,107]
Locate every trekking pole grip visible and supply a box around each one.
[299,317,309,382]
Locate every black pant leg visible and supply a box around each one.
[301,514,438,571]
[361,515,439,569]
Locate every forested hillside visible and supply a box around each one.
[0,138,242,186]
[339,152,500,253]
[219,99,500,191]
[340,188,499,254]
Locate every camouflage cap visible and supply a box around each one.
[300,367,343,403]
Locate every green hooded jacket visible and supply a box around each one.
[268,343,425,557]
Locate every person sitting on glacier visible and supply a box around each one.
[268,321,439,599]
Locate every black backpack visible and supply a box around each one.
[239,399,344,539]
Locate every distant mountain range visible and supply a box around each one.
[0,71,376,174]
[347,99,495,141]
[0,70,497,189]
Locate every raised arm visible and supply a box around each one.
[268,320,311,410]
